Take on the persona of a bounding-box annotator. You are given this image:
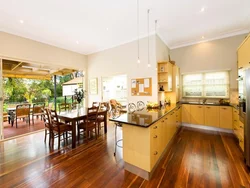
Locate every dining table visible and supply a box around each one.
[57,107,108,148]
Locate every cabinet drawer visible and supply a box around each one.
[219,106,233,129]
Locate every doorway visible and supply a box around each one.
[0,59,3,140]
[102,75,127,106]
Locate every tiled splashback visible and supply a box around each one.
[180,88,238,104]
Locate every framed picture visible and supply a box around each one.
[89,78,98,95]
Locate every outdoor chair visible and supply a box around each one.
[13,104,31,128]
[32,103,45,124]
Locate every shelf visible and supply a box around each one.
[158,81,168,83]
[158,91,171,93]
[158,71,168,74]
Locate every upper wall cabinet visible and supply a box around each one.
[238,34,250,69]
[158,62,173,92]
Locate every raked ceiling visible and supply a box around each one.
[0,0,250,55]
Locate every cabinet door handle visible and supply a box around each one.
[153,135,158,138]
[198,106,202,108]
[240,126,243,128]
[165,118,168,120]
[161,120,164,123]
[222,108,227,110]
[153,126,158,129]
[206,107,210,109]
[154,151,158,155]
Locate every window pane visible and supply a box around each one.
[182,71,230,98]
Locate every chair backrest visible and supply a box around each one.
[71,102,78,109]
[42,108,51,129]
[128,103,136,112]
[110,99,122,110]
[50,109,59,124]
[87,106,99,123]
[137,101,145,109]
[59,103,70,113]
[33,103,45,114]
[100,102,110,111]
[92,102,100,108]
[16,104,31,117]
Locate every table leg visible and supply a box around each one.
[104,112,107,134]
[72,120,76,148]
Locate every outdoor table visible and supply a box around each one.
[57,108,108,148]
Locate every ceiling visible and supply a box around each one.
[2,59,77,80]
[0,0,250,55]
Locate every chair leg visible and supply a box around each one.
[16,117,17,128]
[66,132,68,145]
[44,129,47,142]
[58,133,61,149]
[114,124,117,156]
[32,115,34,125]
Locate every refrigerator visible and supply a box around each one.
[239,68,250,166]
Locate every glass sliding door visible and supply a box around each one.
[0,59,3,140]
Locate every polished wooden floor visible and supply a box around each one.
[0,123,250,187]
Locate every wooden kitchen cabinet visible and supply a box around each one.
[190,105,204,125]
[219,106,233,129]
[176,106,181,128]
[204,106,219,127]
[158,62,173,92]
[182,104,191,123]
[238,34,250,69]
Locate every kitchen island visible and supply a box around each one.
[109,104,181,180]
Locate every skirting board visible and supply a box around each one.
[181,123,233,133]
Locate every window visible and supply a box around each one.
[182,71,229,98]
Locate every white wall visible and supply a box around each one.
[87,35,157,106]
[155,35,170,62]
[171,34,247,89]
[0,32,87,71]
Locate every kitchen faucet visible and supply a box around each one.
[202,99,207,104]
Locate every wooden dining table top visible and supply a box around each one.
[58,107,107,120]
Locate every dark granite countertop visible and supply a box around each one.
[109,104,180,128]
[181,101,231,106]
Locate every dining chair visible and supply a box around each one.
[92,102,100,107]
[77,106,99,143]
[13,104,31,128]
[96,102,109,135]
[48,109,73,149]
[42,108,51,145]
[32,103,45,124]
[58,103,70,113]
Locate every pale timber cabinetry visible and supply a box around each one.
[181,104,233,130]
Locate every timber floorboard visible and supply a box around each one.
[0,124,250,188]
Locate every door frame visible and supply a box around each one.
[0,58,3,140]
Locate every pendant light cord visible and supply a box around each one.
[137,0,140,63]
[147,9,150,67]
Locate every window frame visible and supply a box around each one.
[182,71,230,99]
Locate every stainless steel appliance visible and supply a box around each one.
[239,68,250,166]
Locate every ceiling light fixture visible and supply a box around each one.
[202,36,205,39]
[106,28,109,31]
[19,20,24,24]
[76,41,79,44]
[147,9,151,68]
[200,7,205,12]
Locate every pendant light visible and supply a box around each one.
[147,9,151,68]
[155,20,158,71]
[137,0,140,64]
